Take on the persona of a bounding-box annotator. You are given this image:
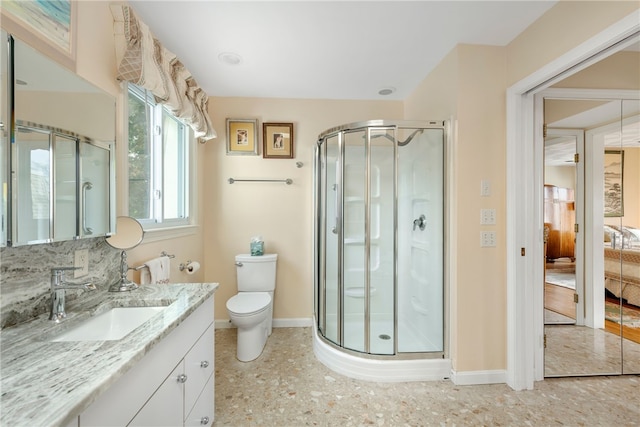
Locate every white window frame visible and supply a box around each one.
[119,83,197,242]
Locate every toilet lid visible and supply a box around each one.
[226,292,271,315]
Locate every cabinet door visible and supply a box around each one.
[184,374,214,427]
[184,324,214,415]
[13,126,51,244]
[79,141,111,237]
[53,133,77,241]
[128,362,184,427]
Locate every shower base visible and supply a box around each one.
[313,322,451,382]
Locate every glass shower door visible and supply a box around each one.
[321,134,340,345]
[397,127,444,353]
[368,128,395,355]
[342,130,366,352]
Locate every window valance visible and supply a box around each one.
[110,4,216,141]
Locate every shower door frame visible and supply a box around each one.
[314,119,448,359]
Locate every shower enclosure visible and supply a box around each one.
[314,120,447,377]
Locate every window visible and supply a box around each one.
[127,84,191,229]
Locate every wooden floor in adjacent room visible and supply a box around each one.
[544,282,576,320]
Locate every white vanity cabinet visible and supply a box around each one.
[79,295,214,427]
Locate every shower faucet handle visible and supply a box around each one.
[413,215,426,231]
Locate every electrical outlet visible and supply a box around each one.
[480,180,491,197]
[74,249,89,278]
[480,231,496,247]
[480,208,496,225]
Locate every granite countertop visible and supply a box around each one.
[0,282,218,427]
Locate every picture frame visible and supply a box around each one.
[604,150,624,217]
[226,119,259,155]
[263,123,294,159]
[0,0,77,70]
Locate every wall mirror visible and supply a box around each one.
[1,30,116,246]
[105,216,145,292]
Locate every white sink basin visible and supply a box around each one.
[51,306,166,342]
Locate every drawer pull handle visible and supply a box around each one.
[200,416,210,425]
[177,374,188,383]
[200,360,210,368]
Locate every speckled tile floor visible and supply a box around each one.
[214,327,640,426]
[545,324,640,376]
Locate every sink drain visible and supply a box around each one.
[378,334,391,340]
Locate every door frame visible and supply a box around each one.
[506,13,639,390]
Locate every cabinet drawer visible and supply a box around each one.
[184,323,214,415]
[184,374,214,427]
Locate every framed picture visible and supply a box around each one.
[226,119,259,155]
[0,0,77,70]
[604,150,624,217]
[263,123,294,159]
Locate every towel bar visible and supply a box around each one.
[228,177,292,185]
[133,252,175,271]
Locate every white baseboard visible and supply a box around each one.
[273,318,313,328]
[214,317,313,329]
[450,369,507,385]
[214,319,234,329]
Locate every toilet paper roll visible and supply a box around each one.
[185,261,200,275]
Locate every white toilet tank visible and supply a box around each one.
[236,254,278,292]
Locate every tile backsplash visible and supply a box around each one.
[0,238,120,328]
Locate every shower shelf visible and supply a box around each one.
[345,286,377,298]
[344,238,379,245]
[411,241,431,252]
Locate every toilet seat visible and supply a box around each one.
[226,292,271,317]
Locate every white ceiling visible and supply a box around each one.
[129,0,557,101]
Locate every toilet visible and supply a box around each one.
[226,253,277,362]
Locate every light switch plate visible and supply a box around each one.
[480,209,496,225]
[74,249,89,278]
[480,180,491,197]
[481,231,496,247]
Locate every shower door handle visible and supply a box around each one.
[332,183,339,234]
[413,215,426,231]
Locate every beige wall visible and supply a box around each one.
[553,51,640,91]
[506,1,639,87]
[545,166,576,190]
[204,98,402,321]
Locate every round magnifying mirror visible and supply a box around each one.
[105,216,144,292]
[106,216,144,250]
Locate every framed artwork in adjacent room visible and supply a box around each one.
[604,149,624,217]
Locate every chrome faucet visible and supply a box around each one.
[50,267,97,322]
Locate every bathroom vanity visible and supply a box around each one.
[0,282,218,427]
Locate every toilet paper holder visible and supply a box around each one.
[179,260,200,274]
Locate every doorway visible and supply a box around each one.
[506,16,640,390]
